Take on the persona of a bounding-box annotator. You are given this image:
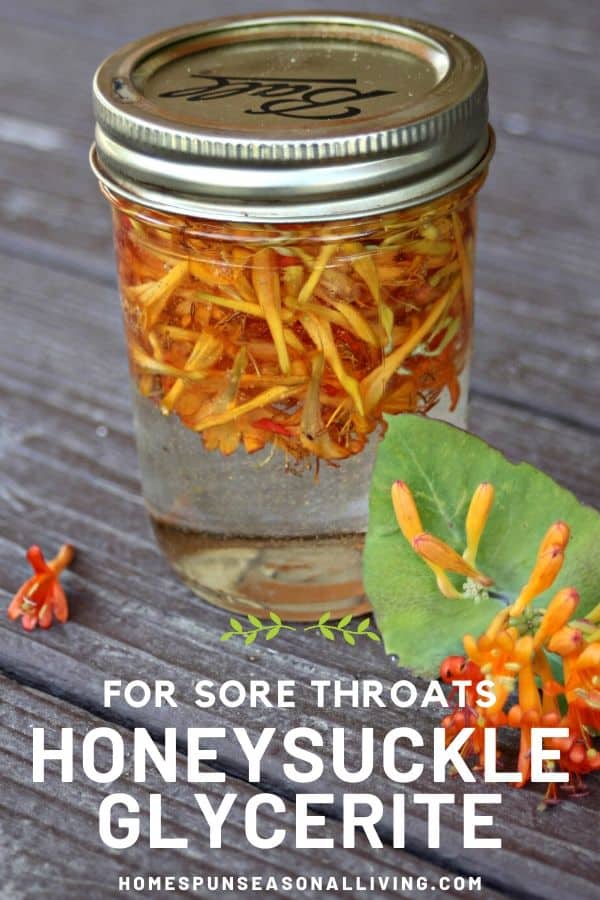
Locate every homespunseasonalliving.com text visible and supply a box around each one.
[117,874,484,893]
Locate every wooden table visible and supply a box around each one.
[1,2,598,897]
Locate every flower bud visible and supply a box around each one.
[413,532,493,586]
[463,482,495,565]
[507,704,522,728]
[533,587,580,649]
[439,655,465,683]
[517,650,542,717]
[391,480,423,542]
[510,544,565,616]
[484,608,510,642]
[463,634,480,660]
[514,635,535,665]
[539,520,570,554]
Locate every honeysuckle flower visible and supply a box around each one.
[439,654,505,769]
[391,479,572,616]
[382,428,600,807]
[463,482,495,566]
[510,522,570,616]
[565,643,600,733]
[7,544,75,630]
[532,588,579,650]
[512,636,542,786]
[547,625,584,657]
[462,618,521,717]
[547,720,600,795]
[412,532,493,586]
[391,480,462,598]
[391,480,494,599]
[435,538,599,802]
[391,480,423,543]
[394,479,596,797]
[440,654,487,708]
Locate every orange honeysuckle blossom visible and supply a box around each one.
[439,578,600,802]
[390,478,599,804]
[7,544,75,630]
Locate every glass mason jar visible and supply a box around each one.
[91,13,494,621]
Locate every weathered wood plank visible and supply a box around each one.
[1,1,599,153]
[4,0,600,50]
[0,0,600,149]
[3,0,582,45]
[0,544,598,900]
[0,266,598,899]
[3,127,600,278]
[0,8,598,428]
[0,3,599,896]
[2,674,486,900]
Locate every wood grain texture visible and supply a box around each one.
[1,0,598,151]
[2,674,491,900]
[0,2,598,428]
[0,254,597,896]
[1,544,599,900]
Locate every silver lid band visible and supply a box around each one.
[92,13,493,222]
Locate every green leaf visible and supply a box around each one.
[320,626,335,640]
[338,614,353,629]
[318,611,331,625]
[366,631,382,642]
[247,615,263,628]
[269,612,283,625]
[229,618,243,633]
[220,632,234,641]
[245,632,257,646]
[357,617,371,633]
[364,415,600,676]
[343,631,356,646]
[265,626,280,640]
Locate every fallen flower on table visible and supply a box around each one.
[7,543,75,630]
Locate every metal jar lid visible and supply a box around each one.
[91,12,494,222]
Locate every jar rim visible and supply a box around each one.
[91,12,493,222]
[91,127,494,224]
